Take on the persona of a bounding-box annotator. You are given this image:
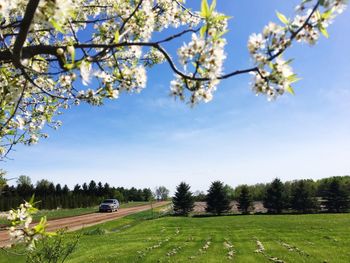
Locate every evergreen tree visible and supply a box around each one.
[263,178,287,213]
[88,180,97,195]
[142,188,153,201]
[97,182,104,197]
[291,180,318,213]
[193,190,206,202]
[16,175,33,198]
[128,187,140,201]
[237,185,252,214]
[322,178,350,213]
[55,184,62,195]
[206,181,231,215]
[103,183,110,195]
[172,182,195,216]
[62,185,69,195]
[82,183,88,193]
[73,184,81,193]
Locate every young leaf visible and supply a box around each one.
[322,9,333,20]
[287,74,301,84]
[201,0,210,18]
[210,0,217,13]
[319,25,329,38]
[114,31,120,44]
[286,86,295,95]
[50,19,65,34]
[276,11,289,25]
[200,25,207,38]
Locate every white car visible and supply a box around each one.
[99,199,120,212]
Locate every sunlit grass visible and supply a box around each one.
[1,211,350,263]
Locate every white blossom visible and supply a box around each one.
[80,61,92,86]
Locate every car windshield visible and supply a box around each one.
[102,200,114,203]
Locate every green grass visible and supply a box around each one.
[0,202,151,225]
[1,212,350,262]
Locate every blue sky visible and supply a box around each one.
[2,1,350,193]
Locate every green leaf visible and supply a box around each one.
[213,30,229,40]
[114,31,120,44]
[210,0,217,12]
[214,15,232,22]
[322,9,333,20]
[315,10,322,20]
[286,86,295,95]
[201,0,210,18]
[70,48,75,63]
[302,0,313,4]
[276,11,289,25]
[35,55,46,62]
[319,25,329,38]
[284,58,294,65]
[64,63,75,70]
[49,19,65,34]
[287,74,301,84]
[29,194,35,204]
[200,25,207,38]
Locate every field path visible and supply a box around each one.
[0,201,169,247]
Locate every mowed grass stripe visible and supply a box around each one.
[1,212,350,262]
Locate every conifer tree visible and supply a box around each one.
[237,185,252,214]
[263,178,288,213]
[206,181,231,215]
[322,178,350,213]
[173,182,195,216]
[291,180,318,213]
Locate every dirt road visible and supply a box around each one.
[0,201,169,247]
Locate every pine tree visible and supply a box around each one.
[206,181,231,215]
[237,185,252,214]
[263,178,287,214]
[322,178,350,213]
[173,182,195,216]
[291,180,318,213]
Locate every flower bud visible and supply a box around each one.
[56,48,64,55]
[67,45,75,54]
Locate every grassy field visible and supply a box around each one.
[1,209,350,263]
[0,202,151,225]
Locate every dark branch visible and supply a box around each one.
[12,0,41,67]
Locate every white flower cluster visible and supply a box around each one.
[123,0,155,41]
[155,0,201,29]
[0,0,25,19]
[6,200,51,249]
[144,48,166,67]
[36,0,77,29]
[248,0,347,100]
[172,10,228,104]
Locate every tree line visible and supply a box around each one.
[0,175,155,211]
[173,176,350,216]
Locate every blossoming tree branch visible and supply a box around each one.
[0,0,347,159]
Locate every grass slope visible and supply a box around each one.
[1,212,350,262]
